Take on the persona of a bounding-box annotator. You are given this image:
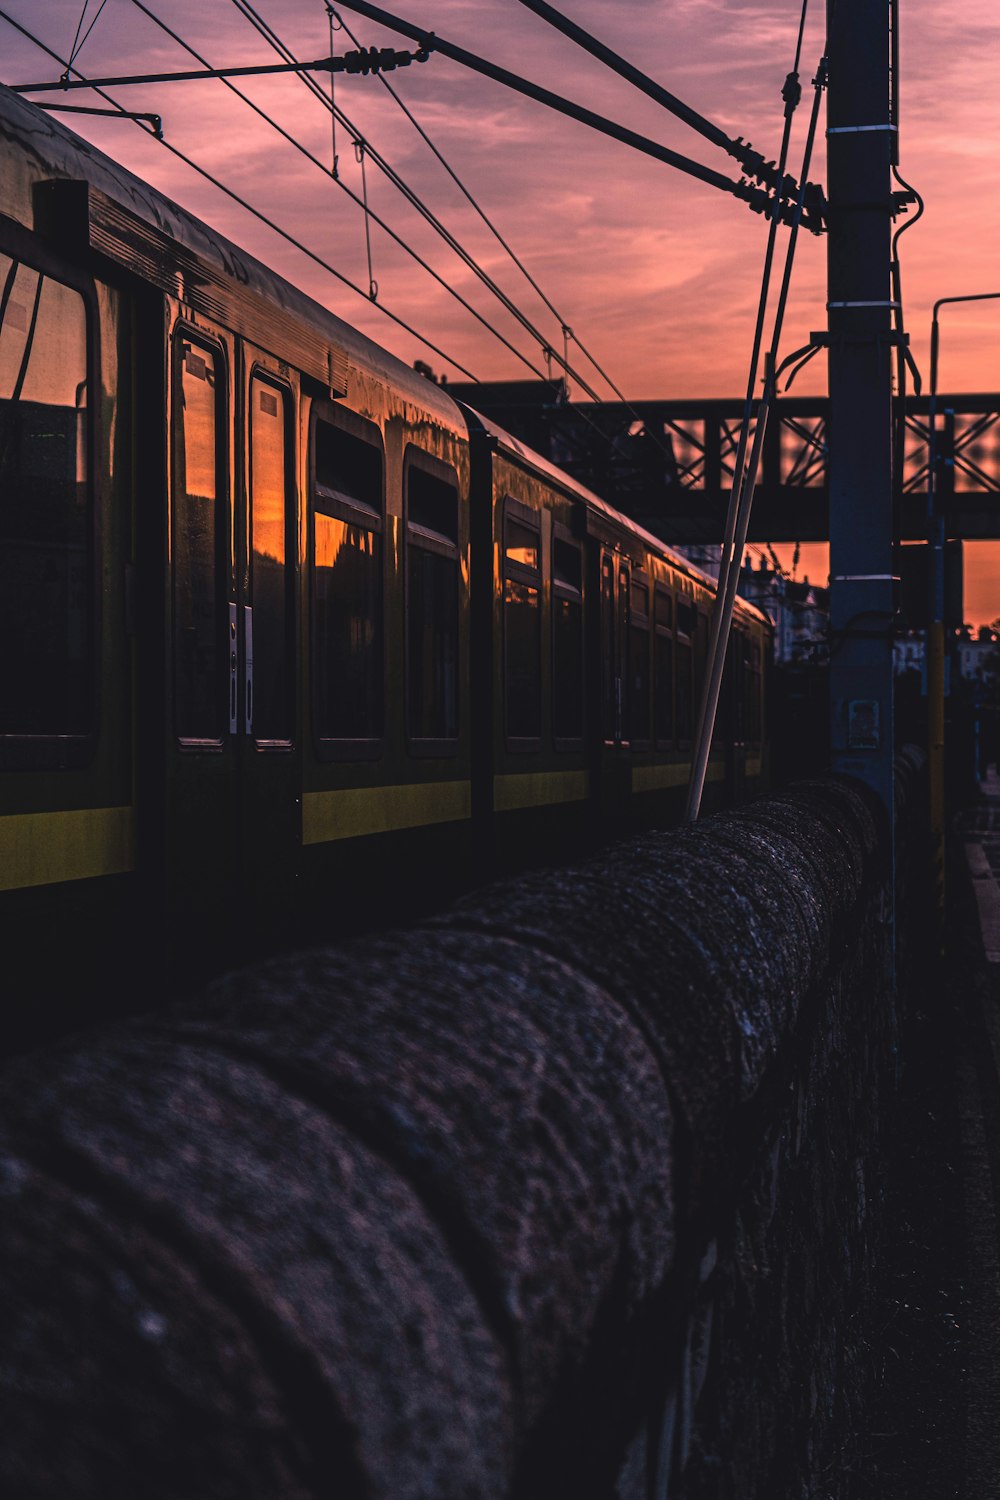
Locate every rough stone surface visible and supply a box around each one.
[1,1037,513,1500]
[162,930,676,1434]
[0,771,918,1500]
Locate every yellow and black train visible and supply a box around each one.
[0,87,769,1034]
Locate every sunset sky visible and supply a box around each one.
[3,0,999,618]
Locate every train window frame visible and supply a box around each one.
[627,567,652,750]
[503,495,543,753]
[404,446,461,758]
[171,323,229,751]
[0,224,101,771]
[309,401,386,763]
[248,365,296,752]
[654,582,675,750]
[551,523,585,752]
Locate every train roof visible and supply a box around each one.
[0,86,463,436]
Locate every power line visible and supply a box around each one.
[0,7,481,381]
[331,0,825,230]
[121,0,557,384]
[222,0,679,471]
[513,0,818,201]
[4,7,683,468]
[223,0,615,405]
[329,4,639,413]
[224,0,675,460]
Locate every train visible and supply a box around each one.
[0,85,770,1039]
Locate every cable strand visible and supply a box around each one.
[0,7,481,381]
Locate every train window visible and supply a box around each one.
[173,334,225,743]
[315,416,381,519]
[627,571,651,745]
[506,517,540,572]
[504,499,541,745]
[654,586,674,746]
[0,253,93,759]
[675,597,694,742]
[676,599,695,636]
[406,459,459,746]
[311,413,384,749]
[250,374,293,744]
[552,534,583,745]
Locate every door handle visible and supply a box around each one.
[228,603,238,735]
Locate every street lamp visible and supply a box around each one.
[927,293,1000,927]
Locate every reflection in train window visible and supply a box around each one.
[504,500,541,744]
[311,415,383,747]
[250,374,293,743]
[552,535,583,744]
[406,461,459,745]
[173,334,224,741]
[0,253,91,748]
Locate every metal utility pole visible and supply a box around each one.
[826,0,896,820]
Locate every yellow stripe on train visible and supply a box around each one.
[0,806,136,891]
[632,760,725,793]
[493,770,590,812]
[302,780,472,845]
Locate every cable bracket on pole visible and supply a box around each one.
[31,100,163,136]
[11,44,431,93]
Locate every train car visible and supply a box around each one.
[463,413,767,854]
[0,86,769,1042]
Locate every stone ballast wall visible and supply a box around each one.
[0,774,911,1499]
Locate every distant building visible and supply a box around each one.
[893,630,925,677]
[736,557,829,665]
[957,626,999,684]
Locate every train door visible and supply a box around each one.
[163,319,300,963]
[163,318,237,955]
[598,547,631,817]
[235,343,300,920]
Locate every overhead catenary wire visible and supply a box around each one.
[223,0,644,411]
[218,0,616,405]
[328,3,644,415]
[685,0,811,822]
[220,0,679,466]
[130,0,668,472]
[327,0,340,177]
[0,7,481,381]
[122,0,551,379]
[512,0,814,200]
[227,0,678,457]
[686,15,824,824]
[330,0,822,229]
[64,0,111,77]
